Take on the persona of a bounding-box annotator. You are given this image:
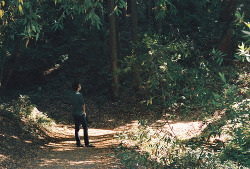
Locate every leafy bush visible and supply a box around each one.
[117,34,249,168]
[128,34,225,118]
[213,82,249,166]
[117,99,249,168]
[1,95,56,135]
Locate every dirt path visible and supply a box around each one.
[24,125,127,169]
[22,117,208,169]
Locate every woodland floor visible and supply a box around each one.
[1,94,215,169]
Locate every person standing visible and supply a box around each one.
[70,82,94,147]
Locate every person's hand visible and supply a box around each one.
[84,112,86,117]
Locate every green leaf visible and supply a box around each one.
[35,33,39,41]
[120,0,127,8]
[219,72,226,84]
[31,24,36,32]
[234,54,241,60]
[242,30,250,36]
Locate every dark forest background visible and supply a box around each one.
[0,0,249,98]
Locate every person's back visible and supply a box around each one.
[70,91,85,116]
[69,82,94,147]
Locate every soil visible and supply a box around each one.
[0,96,209,169]
[22,126,125,169]
[0,112,127,169]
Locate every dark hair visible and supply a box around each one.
[72,82,80,91]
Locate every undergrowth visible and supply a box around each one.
[0,95,56,138]
[116,95,249,168]
[117,46,249,168]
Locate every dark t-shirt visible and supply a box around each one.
[69,91,85,115]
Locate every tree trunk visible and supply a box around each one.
[0,42,21,96]
[218,0,238,62]
[130,0,140,92]
[146,0,155,31]
[116,14,121,60]
[127,0,131,15]
[121,0,127,20]
[146,1,151,22]
[107,0,119,99]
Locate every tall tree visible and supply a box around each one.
[218,0,238,62]
[0,0,104,95]
[130,0,140,92]
[146,1,154,27]
[107,0,119,99]
[0,0,41,95]
[153,0,163,34]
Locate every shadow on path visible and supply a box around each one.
[24,127,126,169]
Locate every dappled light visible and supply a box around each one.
[1,89,249,168]
[161,121,205,139]
[21,118,213,168]
[25,127,125,168]
[1,0,249,168]
[7,115,218,168]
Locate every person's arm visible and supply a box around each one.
[79,93,86,116]
[83,104,86,116]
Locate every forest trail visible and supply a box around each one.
[23,123,138,169]
[1,98,212,169]
[22,117,207,169]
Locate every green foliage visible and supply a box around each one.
[212,76,250,166]
[117,121,217,168]
[0,0,105,40]
[153,0,177,19]
[1,95,56,134]
[110,0,126,16]
[234,12,250,62]
[235,27,250,63]
[52,0,105,30]
[0,0,45,43]
[127,34,222,116]
[211,48,226,66]
[117,91,249,168]
[118,28,249,168]
[0,1,249,167]
[236,42,250,62]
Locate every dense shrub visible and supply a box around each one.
[118,32,249,168]
[117,94,249,168]
[0,95,56,136]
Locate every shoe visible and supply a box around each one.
[85,144,95,147]
[77,144,84,147]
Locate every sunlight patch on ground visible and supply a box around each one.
[164,121,206,139]
[45,141,76,151]
[50,124,75,137]
[69,160,92,165]
[0,154,7,161]
[43,127,120,151]
[36,137,122,168]
[39,158,61,167]
[115,120,140,132]
[50,125,117,138]
[9,135,18,139]
[149,118,207,140]
[88,129,120,148]
[148,110,231,140]
[88,128,115,136]
[38,153,121,168]
[24,140,32,144]
[38,159,93,167]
